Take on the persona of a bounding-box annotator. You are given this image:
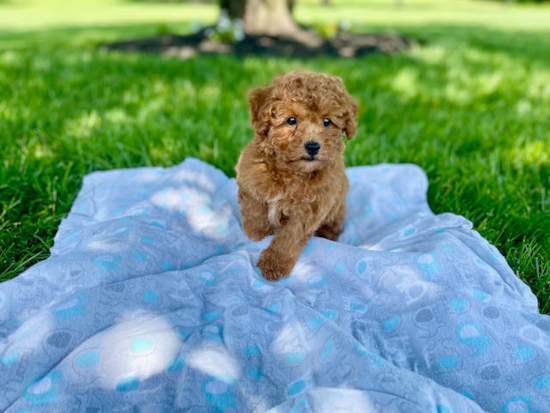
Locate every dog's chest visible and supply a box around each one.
[265,181,325,227]
[267,193,284,226]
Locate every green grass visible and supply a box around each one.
[0,0,549,313]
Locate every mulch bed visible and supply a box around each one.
[101,27,416,59]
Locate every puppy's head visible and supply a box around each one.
[249,71,357,173]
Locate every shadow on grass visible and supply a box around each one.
[102,26,416,58]
[1,22,549,63]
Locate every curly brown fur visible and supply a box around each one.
[236,71,358,281]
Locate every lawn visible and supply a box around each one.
[0,0,549,313]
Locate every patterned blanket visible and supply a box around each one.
[1,158,549,412]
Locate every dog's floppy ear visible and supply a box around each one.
[343,94,358,140]
[330,75,358,140]
[249,85,274,137]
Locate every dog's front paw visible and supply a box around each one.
[257,248,294,282]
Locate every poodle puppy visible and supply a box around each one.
[236,70,358,281]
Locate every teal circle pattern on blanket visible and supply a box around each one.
[516,346,533,361]
[116,376,139,392]
[288,380,306,396]
[456,323,493,356]
[143,289,159,302]
[383,316,399,331]
[534,376,550,389]
[130,338,152,353]
[75,351,100,367]
[1,351,18,365]
[132,252,147,262]
[438,356,458,370]
[286,352,305,365]
[449,298,468,311]
[320,340,334,361]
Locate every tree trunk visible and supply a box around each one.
[243,0,299,36]
[220,0,294,19]
[218,0,321,45]
[220,0,246,19]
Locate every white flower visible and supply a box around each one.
[233,18,245,41]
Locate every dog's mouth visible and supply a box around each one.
[289,155,318,163]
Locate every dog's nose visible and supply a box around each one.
[305,141,321,156]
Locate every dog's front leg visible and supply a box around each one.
[238,188,272,242]
[257,211,316,281]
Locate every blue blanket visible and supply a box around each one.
[1,158,549,412]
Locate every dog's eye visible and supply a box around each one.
[323,118,332,127]
[286,117,297,126]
